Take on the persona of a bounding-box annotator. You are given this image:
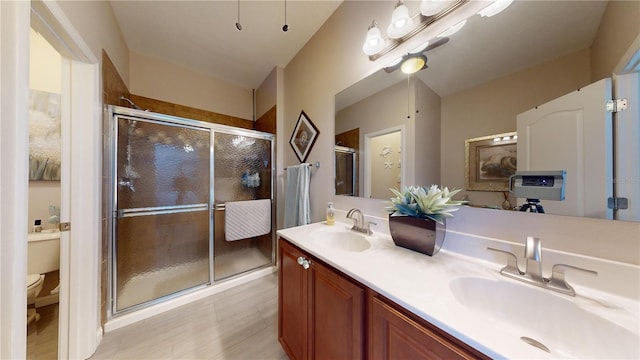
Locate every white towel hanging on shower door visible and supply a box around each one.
[224,199,272,241]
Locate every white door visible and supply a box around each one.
[517,78,613,219]
[364,126,404,198]
[613,72,640,221]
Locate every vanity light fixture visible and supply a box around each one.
[362,21,386,56]
[363,0,513,62]
[478,0,513,17]
[421,0,454,17]
[493,134,517,142]
[387,1,414,39]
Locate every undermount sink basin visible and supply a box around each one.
[449,277,639,358]
[311,226,371,252]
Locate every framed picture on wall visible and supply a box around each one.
[465,132,517,191]
[289,110,319,163]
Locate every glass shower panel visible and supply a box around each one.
[213,132,273,280]
[335,146,357,196]
[114,116,211,312]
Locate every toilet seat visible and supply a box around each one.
[27,274,43,289]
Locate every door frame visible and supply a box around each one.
[0,1,101,358]
[363,125,405,198]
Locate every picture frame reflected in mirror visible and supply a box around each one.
[465,132,517,192]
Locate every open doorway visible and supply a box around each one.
[27,27,63,359]
[1,1,101,358]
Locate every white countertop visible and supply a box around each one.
[277,221,640,359]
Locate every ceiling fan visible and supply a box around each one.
[383,37,450,74]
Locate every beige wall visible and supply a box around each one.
[282,1,387,224]
[591,0,640,81]
[30,29,62,94]
[129,52,253,120]
[256,67,278,120]
[369,132,402,198]
[441,49,592,208]
[414,79,441,187]
[29,28,62,233]
[336,80,412,195]
[57,0,129,84]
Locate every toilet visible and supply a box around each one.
[26,274,45,324]
[27,231,60,325]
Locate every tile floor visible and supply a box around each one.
[27,303,59,360]
[90,273,287,360]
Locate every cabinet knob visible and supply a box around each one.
[297,256,311,270]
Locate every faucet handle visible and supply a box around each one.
[487,247,523,276]
[365,221,377,235]
[547,263,598,296]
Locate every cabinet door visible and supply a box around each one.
[279,239,308,360]
[309,261,365,360]
[370,296,480,360]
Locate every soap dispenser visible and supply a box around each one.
[326,202,335,225]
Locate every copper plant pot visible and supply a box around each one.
[388,215,446,256]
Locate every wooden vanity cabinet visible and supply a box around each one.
[369,294,487,360]
[278,238,365,360]
[278,237,488,360]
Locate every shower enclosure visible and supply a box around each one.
[335,145,357,196]
[107,106,274,315]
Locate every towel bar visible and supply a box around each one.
[284,161,320,170]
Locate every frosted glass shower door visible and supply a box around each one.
[213,131,274,280]
[113,116,211,312]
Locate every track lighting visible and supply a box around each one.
[235,0,242,31]
[283,0,289,32]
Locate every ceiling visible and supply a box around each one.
[109,0,342,89]
[110,1,608,96]
[335,0,608,110]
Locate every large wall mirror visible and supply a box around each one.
[335,0,639,221]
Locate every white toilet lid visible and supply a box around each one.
[27,274,42,287]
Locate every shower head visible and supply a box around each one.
[119,96,149,111]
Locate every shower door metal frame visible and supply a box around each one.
[106,106,276,319]
[210,126,276,281]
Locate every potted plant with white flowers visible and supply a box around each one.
[387,185,465,256]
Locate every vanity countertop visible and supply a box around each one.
[277,221,640,359]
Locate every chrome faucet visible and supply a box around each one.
[524,236,544,281]
[346,208,374,235]
[488,237,597,296]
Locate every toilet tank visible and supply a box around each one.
[27,231,60,274]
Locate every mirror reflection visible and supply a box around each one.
[335,0,639,221]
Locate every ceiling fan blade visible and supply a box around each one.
[422,36,449,53]
[383,63,401,73]
[383,37,448,73]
